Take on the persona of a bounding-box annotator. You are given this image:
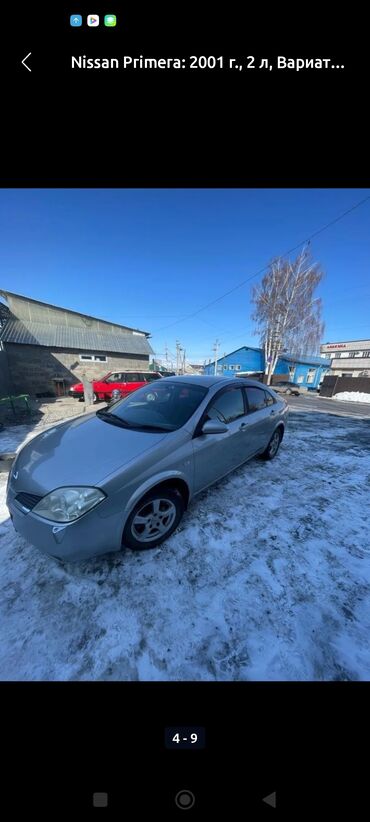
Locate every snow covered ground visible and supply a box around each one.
[0,422,56,454]
[334,391,370,404]
[0,410,89,455]
[0,411,369,681]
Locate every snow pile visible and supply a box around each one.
[0,415,81,456]
[0,424,44,454]
[1,410,370,681]
[334,392,370,404]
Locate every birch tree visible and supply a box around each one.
[251,246,325,384]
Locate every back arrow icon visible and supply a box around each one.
[262,791,277,808]
[21,52,32,72]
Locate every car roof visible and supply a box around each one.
[160,375,274,390]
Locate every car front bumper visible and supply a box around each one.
[7,493,123,562]
[69,390,84,399]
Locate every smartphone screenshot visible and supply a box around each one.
[2,6,369,816]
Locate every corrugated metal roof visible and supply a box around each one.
[281,353,331,366]
[0,290,150,336]
[206,347,331,369]
[0,319,154,355]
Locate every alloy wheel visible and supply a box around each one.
[268,431,281,457]
[131,498,177,543]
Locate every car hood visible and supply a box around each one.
[11,413,168,496]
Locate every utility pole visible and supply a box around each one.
[183,348,186,374]
[176,340,183,375]
[213,339,220,375]
[164,342,169,371]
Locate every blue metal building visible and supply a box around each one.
[203,346,331,390]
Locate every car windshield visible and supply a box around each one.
[97,381,208,431]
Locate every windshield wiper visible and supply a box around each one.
[129,423,172,432]
[96,409,172,431]
[96,410,126,421]
[96,410,130,427]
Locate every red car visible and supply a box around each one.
[69,370,163,403]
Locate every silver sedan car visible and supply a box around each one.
[6,376,288,562]
[272,381,300,396]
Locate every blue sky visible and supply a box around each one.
[1,189,369,365]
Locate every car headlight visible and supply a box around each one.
[33,486,106,523]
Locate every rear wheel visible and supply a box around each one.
[123,487,185,550]
[260,428,282,461]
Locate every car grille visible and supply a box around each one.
[15,492,43,510]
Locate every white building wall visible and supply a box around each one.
[320,340,370,376]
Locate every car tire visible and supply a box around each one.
[123,487,185,551]
[93,392,100,404]
[260,428,282,461]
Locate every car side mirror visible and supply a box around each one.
[201,419,228,434]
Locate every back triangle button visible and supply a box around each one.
[262,791,277,808]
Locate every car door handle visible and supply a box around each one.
[239,422,248,430]
[270,410,278,415]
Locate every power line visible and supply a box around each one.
[151,194,370,334]
[172,284,370,357]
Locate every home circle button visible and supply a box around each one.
[175,790,195,809]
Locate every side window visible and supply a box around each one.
[206,388,245,424]
[142,372,153,382]
[105,373,120,383]
[245,387,268,413]
[125,373,140,382]
[145,372,161,381]
[264,390,275,406]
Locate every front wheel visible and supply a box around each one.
[123,488,185,550]
[260,428,282,461]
